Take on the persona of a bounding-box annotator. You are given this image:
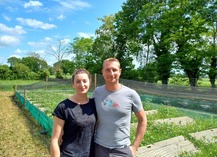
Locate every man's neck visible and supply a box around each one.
[105,82,122,92]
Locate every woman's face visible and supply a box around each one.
[73,73,90,94]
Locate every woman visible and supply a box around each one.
[50,68,96,157]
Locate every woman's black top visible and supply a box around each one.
[53,98,96,157]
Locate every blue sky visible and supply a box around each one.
[0,0,126,66]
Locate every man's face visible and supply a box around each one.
[102,61,121,84]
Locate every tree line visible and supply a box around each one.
[0,0,216,88]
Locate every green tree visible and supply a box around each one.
[115,0,156,79]
[170,0,208,87]
[139,62,158,83]
[37,69,50,80]
[70,37,97,74]
[61,60,75,75]
[7,57,22,67]
[22,56,48,73]
[12,63,31,79]
[91,15,118,74]
[205,1,217,88]
[0,64,12,80]
[93,15,117,59]
[93,14,140,79]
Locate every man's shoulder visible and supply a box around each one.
[92,85,105,96]
[121,85,139,95]
[94,85,105,91]
[121,84,133,91]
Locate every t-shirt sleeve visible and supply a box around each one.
[52,102,66,120]
[131,89,143,112]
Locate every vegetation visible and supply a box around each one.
[132,104,217,157]
[0,0,216,88]
[0,92,50,157]
[1,1,217,156]
[22,90,217,156]
[0,80,41,91]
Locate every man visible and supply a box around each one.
[92,58,147,157]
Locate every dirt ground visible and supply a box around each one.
[0,91,50,157]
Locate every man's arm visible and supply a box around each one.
[130,109,147,157]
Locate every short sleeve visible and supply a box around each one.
[52,101,67,120]
[131,89,143,113]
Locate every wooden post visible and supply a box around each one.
[24,89,27,108]
[14,84,17,91]
[45,76,48,90]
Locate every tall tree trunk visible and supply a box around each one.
[209,22,217,88]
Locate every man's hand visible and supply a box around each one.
[130,145,137,157]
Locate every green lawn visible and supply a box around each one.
[0,80,41,91]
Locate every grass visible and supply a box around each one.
[22,90,217,156]
[0,80,40,85]
[0,80,41,91]
[26,90,73,117]
[2,79,217,156]
[0,91,50,157]
[130,103,217,156]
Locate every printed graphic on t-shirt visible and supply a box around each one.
[103,99,119,108]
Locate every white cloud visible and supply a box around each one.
[35,49,46,55]
[0,35,20,47]
[28,37,71,51]
[78,32,94,38]
[28,41,46,47]
[9,54,22,59]
[61,38,70,44]
[2,14,11,21]
[44,37,53,42]
[57,14,65,21]
[28,37,54,48]
[0,23,26,35]
[16,18,57,30]
[15,48,26,54]
[24,0,43,8]
[57,0,91,10]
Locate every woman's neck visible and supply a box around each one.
[70,94,89,105]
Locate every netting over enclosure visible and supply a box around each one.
[15,74,217,136]
[95,74,217,114]
[16,74,217,114]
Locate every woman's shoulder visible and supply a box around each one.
[57,98,76,108]
[59,98,70,105]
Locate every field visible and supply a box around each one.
[0,91,50,157]
[0,80,41,91]
[1,79,217,156]
[22,89,217,156]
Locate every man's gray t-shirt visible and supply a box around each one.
[92,85,143,148]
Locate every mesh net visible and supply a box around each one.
[15,74,217,136]
[16,91,53,136]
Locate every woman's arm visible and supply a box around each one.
[50,116,65,157]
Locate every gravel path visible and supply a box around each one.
[0,91,50,157]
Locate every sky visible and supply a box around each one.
[0,0,126,66]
